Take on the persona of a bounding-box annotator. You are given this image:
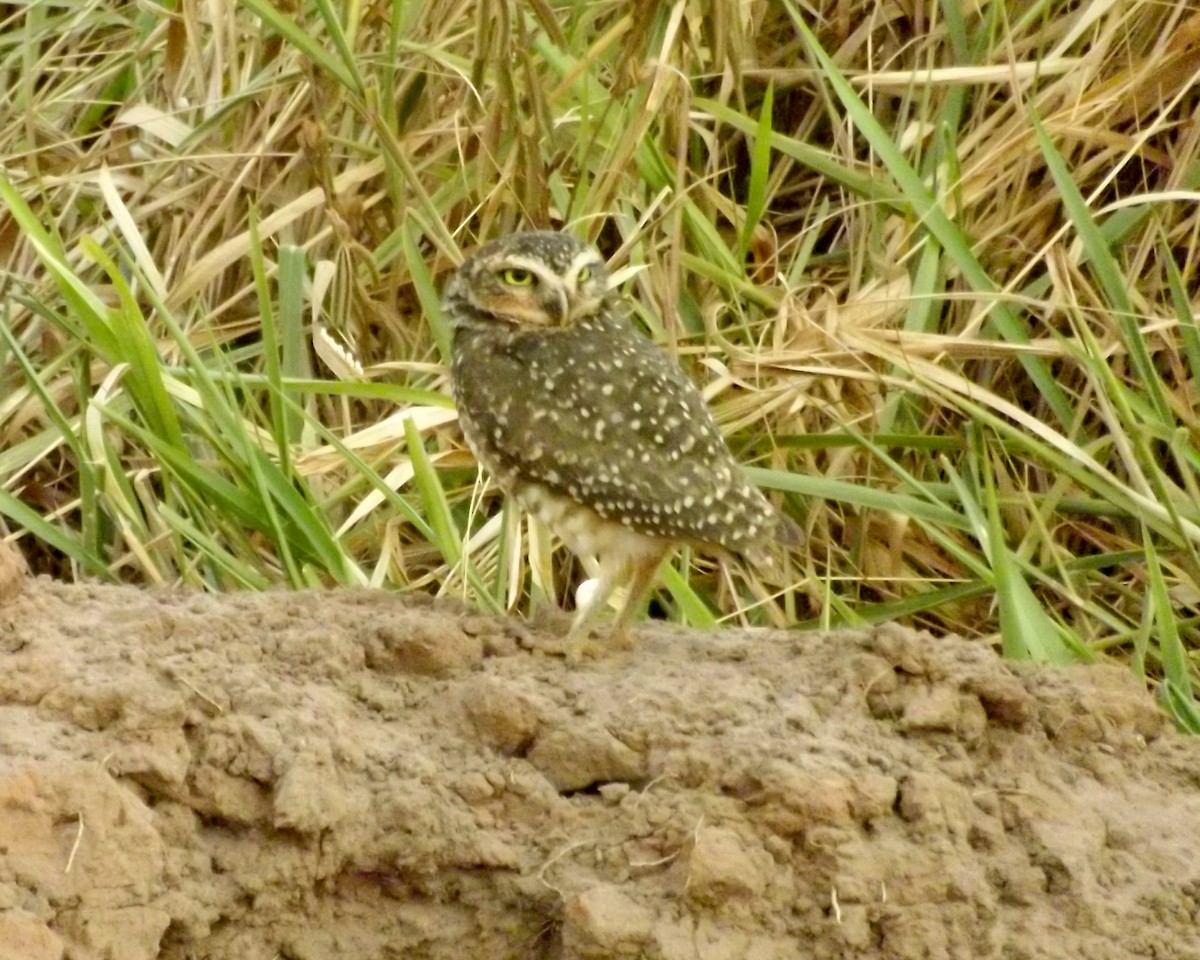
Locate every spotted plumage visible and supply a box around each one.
[446,230,795,658]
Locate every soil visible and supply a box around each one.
[0,543,1197,960]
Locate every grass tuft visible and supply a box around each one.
[1,0,1199,725]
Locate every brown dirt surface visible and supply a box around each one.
[1,547,1198,960]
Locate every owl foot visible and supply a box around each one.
[564,624,637,664]
[564,633,604,664]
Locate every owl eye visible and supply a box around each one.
[501,268,534,286]
[577,266,592,282]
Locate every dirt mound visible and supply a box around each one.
[0,554,1197,959]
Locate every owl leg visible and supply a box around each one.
[564,561,622,663]
[564,541,672,662]
[608,546,671,651]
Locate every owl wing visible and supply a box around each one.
[459,322,781,552]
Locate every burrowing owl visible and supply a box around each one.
[446,230,796,658]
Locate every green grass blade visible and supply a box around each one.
[660,562,718,629]
[1028,110,1172,426]
[0,488,112,579]
[976,435,1078,665]
[278,245,310,443]
[747,467,969,532]
[1144,532,1194,700]
[403,414,461,569]
[740,81,774,262]
[248,211,290,472]
[404,218,452,364]
[82,237,186,451]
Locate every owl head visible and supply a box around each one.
[444,231,610,330]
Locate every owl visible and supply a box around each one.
[446,230,797,659]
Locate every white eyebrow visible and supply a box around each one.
[497,254,562,285]
[566,248,604,280]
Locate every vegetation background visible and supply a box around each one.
[1,0,1199,727]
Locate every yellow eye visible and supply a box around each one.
[577,266,592,282]
[502,268,534,286]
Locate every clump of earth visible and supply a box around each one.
[0,543,1197,959]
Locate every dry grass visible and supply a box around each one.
[2,0,1199,725]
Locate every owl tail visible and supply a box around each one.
[775,511,804,548]
[741,509,803,577]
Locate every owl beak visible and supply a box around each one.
[542,287,570,327]
[542,280,599,326]
[563,281,603,324]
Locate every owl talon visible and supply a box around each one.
[565,635,602,664]
[564,624,638,663]
[608,625,636,652]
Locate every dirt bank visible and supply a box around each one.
[0,550,1196,959]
